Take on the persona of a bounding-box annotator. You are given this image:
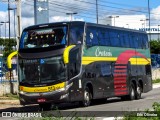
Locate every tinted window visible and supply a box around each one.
[98,28,110,46]
[69,24,84,45]
[86,26,99,46]
[138,34,143,49]
[132,33,139,48]
[142,34,149,49]
[120,32,130,48]
[123,32,130,48]
[109,30,120,47]
[100,63,111,77]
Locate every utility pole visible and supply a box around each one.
[148,0,151,41]
[8,0,13,94]
[8,0,11,52]
[16,0,22,49]
[96,0,98,24]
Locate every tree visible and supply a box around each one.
[150,40,160,54]
[0,38,17,57]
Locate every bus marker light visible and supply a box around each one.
[37,98,46,102]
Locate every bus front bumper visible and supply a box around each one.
[19,88,69,105]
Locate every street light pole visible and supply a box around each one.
[0,22,9,40]
[126,24,129,28]
[66,12,77,21]
[0,24,2,38]
[108,16,119,26]
[158,25,160,41]
[140,19,149,29]
[8,8,17,39]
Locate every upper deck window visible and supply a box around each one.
[69,24,84,45]
[20,26,67,49]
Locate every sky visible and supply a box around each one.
[0,0,160,37]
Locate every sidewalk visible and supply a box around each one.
[0,83,160,105]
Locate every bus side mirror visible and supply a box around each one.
[7,51,18,69]
[63,45,75,64]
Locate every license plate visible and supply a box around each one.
[37,98,46,102]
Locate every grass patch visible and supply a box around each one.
[122,102,160,120]
[152,79,160,84]
[0,93,19,100]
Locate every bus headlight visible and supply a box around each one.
[19,91,25,95]
[60,93,69,99]
[65,82,73,90]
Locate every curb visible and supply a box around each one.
[153,83,160,89]
[0,100,20,105]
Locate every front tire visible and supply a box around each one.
[80,87,92,107]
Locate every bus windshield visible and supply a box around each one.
[20,26,67,49]
[18,56,67,84]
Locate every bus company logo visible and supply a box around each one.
[2,112,11,117]
[95,47,112,57]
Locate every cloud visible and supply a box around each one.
[50,16,84,22]
[151,6,160,20]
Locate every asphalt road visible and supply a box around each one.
[0,87,160,118]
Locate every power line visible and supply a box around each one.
[99,0,148,9]
[24,0,160,16]
[23,0,160,25]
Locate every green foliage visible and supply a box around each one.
[152,79,160,84]
[0,38,17,57]
[41,110,95,120]
[150,40,160,54]
[122,102,160,120]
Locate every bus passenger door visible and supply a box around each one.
[68,45,82,101]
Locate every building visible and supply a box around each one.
[99,15,159,40]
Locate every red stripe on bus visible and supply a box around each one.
[114,70,127,73]
[115,66,127,69]
[114,74,127,77]
[115,91,127,95]
[114,80,127,84]
[114,77,126,80]
[115,88,127,91]
[114,85,127,88]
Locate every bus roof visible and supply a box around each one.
[24,21,146,34]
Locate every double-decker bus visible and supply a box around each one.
[8,21,152,110]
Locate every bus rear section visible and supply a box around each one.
[80,23,152,106]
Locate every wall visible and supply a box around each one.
[152,68,160,80]
[0,82,18,96]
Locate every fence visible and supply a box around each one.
[151,54,160,80]
[0,57,18,96]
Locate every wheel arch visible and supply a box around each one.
[130,79,137,89]
[84,82,93,99]
[138,79,143,92]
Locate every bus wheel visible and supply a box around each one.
[136,83,142,100]
[39,103,52,111]
[80,87,91,107]
[127,83,136,100]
